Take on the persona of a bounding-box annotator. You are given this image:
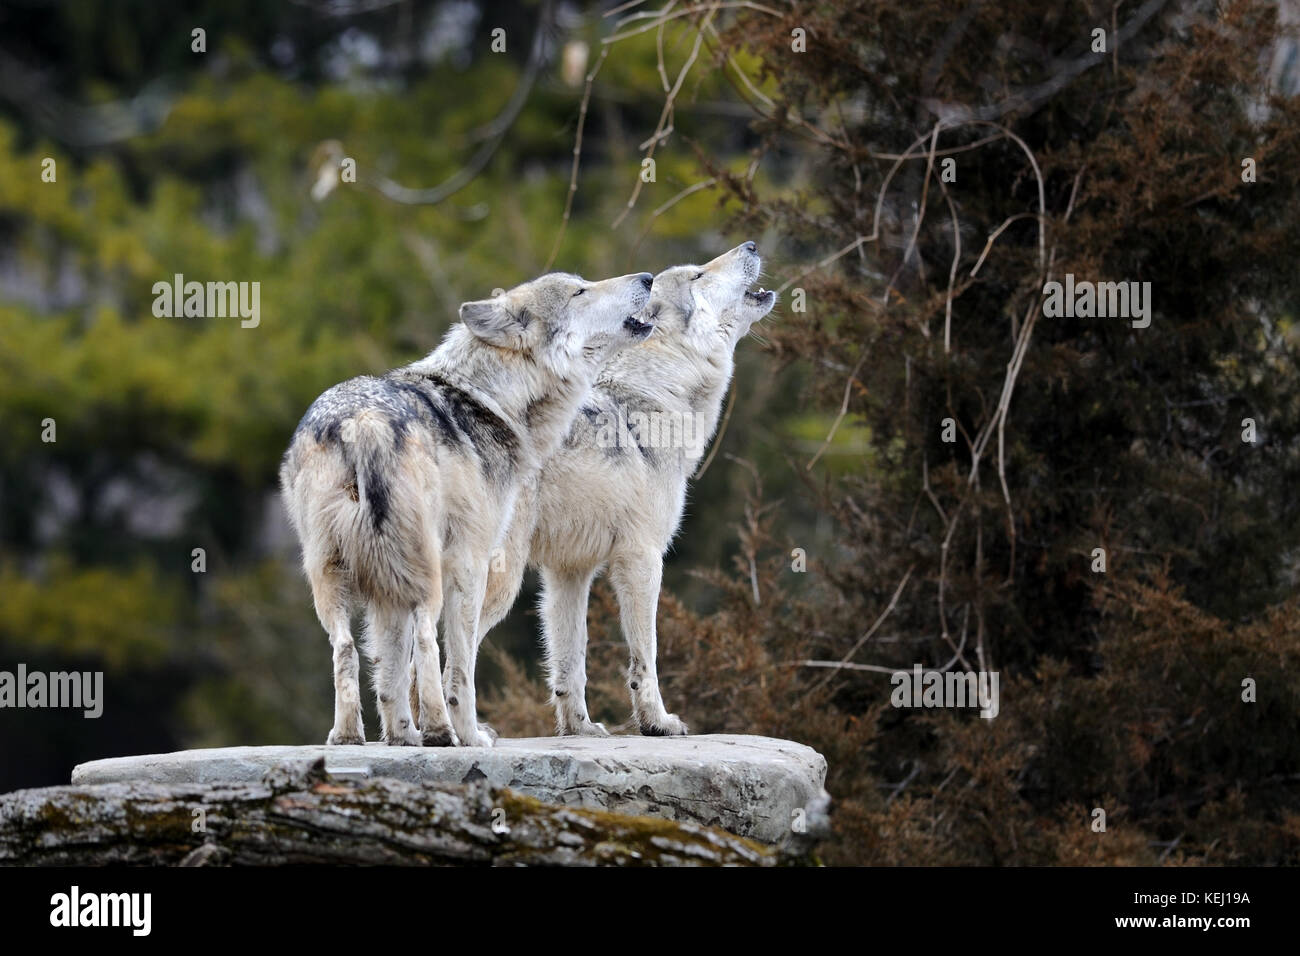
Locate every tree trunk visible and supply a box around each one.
[0,757,815,866]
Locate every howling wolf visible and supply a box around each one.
[280,271,654,747]
[479,242,777,735]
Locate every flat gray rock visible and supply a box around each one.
[71,734,829,844]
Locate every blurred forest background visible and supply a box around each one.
[2,0,1300,865]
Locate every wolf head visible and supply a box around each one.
[642,242,777,353]
[458,271,654,376]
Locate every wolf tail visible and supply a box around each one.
[334,410,439,609]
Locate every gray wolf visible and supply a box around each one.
[280,270,654,747]
[478,242,776,735]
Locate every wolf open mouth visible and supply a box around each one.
[745,286,776,305]
[623,314,654,337]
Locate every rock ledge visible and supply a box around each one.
[72,733,829,844]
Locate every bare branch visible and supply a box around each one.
[921,0,1169,123]
[545,44,611,271]
[612,4,718,229]
[806,351,868,471]
[693,379,735,479]
[371,0,554,206]
[604,2,784,43]
[806,565,917,695]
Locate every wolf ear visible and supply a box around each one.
[460,299,526,349]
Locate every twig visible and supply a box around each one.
[922,454,948,525]
[698,22,848,150]
[938,179,962,353]
[806,351,867,471]
[863,131,1004,161]
[604,2,783,43]
[806,565,917,695]
[612,3,718,229]
[603,0,650,17]
[372,0,554,206]
[968,213,1044,278]
[544,44,610,271]
[789,660,902,675]
[693,379,735,479]
[776,235,872,296]
[656,2,676,93]
[881,122,942,308]
[631,176,718,259]
[887,761,922,804]
[921,0,1169,123]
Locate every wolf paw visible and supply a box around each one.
[478,721,500,743]
[327,728,366,746]
[421,726,456,747]
[639,713,688,737]
[383,728,422,746]
[561,718,610,737]
[458,727,496,748]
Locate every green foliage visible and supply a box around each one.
[0,0,765,780]
[4,0,1296,868]
[0,558,176,668]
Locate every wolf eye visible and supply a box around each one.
[692,272,704,280]
[572,288,585,297]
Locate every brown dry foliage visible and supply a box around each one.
[487,0,1300,865]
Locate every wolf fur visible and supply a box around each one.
[478,243,777,736]
[280,270,653,748]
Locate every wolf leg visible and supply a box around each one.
[407,648,420,732]
[539,566,607,736]
[366,605,421,746]
[441,560,494,748]
[608,552,688,736]
[309,566,366,745]
[469,520,531,743]
[480,480,535,649]
[412,605,456,745]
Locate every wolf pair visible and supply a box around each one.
[280,243,776,747]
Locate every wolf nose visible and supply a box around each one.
[637,273,653,289]
[742,240,757,253]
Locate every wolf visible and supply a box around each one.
[280,270,654,748]
[477,242,777,736]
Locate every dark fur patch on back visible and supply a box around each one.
[389,379,464,445]
[401,370,520,473]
